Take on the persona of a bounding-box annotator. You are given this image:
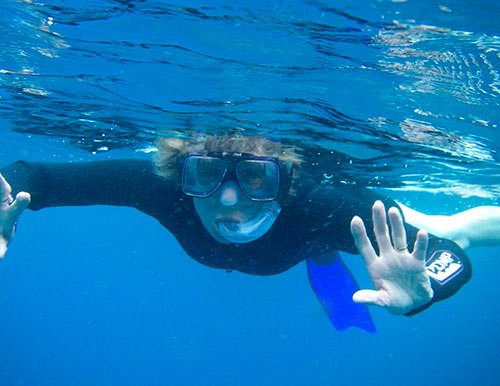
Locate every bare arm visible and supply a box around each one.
[398,203,500,250]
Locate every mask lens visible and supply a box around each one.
[236,160,279,201]
[182,156,226,197]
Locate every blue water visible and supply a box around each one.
[1,1,499,385]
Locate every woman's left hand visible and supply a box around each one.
[350,200,433,315]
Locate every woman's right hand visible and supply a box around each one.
[0,172,30,258]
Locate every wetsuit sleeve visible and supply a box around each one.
[404,231,472,316]
[0,160,178,217]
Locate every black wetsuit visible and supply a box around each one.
[2,159,472,312]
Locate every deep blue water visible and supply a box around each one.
[0,1,499,385]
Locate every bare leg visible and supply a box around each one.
[398,203,500,250]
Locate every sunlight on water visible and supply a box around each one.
[0,0,498,201]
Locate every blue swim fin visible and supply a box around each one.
[307,252,376,333]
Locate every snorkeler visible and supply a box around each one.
[1,134,499,331]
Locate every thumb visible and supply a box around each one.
[353,289,386,307]
[11,192,31,218]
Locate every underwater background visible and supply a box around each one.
[0,0,499,385]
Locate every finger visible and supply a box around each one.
[412,229,428,261]
[372,200,392,253]
[350,215,378,265]
[10,192,31,217]
[0,238,7,259]
[353,289,387,307]
[0,173,12,203]
[388,206,407,252]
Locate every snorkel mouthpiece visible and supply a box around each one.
[216,201,281,244]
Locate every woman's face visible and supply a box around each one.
[193,180,281,244]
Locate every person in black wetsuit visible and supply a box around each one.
[1,134,499,331]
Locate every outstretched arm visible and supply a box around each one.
[0,159,180,259]
[0,173,30,258]
[398,203,500,250]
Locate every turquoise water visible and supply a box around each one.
[0,1,499,385]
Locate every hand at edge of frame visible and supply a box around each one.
[0,172,30,259]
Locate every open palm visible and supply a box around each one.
[350,201,433,315]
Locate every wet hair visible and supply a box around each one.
[153,133,303,196]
